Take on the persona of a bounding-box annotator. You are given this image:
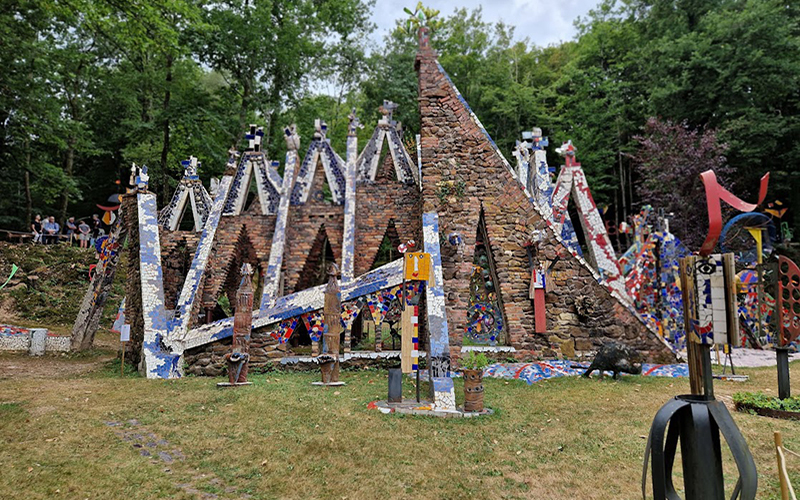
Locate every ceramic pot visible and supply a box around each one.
[462,369,484,412]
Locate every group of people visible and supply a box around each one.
[31,214,104,249]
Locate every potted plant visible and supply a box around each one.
[460,351,489,412]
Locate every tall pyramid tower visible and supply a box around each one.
[415,29,675,362]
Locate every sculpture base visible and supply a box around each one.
[368,399,494,418]
[216,382,253,388]
[311,381,347,386]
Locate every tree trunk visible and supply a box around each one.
[236,79,251,146]
[24,142,32,227]
[59,135,76,222]
[159,54,173,206]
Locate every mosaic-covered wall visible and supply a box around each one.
[415,39,675,362]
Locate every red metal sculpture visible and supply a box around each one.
[698,170,769,256]
[777,256,800,347]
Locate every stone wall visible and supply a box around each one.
[416,46,675,363]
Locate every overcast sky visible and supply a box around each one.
[369,0,601,48]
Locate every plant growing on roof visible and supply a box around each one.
[401,2,443,34]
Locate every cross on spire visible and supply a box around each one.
[245,124,264,152]
[181,156,200,178]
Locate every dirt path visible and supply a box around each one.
[0,351,116,379]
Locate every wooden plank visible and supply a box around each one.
[723,253,740,346]
[680,255,703,395]
[401,304,413,373]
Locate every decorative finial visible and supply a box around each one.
[245,125,264,152]
[182,156,199,178]
[326,261,340,278]
[379,100,398,124]
[284,124,300,151]
[136,165,150,191]
[556,140,576,158]
[347,108,363,137]
[240,262,253,277]
[313,119,328,140]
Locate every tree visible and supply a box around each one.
[631,117,732,250]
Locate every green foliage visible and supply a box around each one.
[733,392,800,413]
[2,0,799,239]
[0,242,124,327]
[460,351,490,371]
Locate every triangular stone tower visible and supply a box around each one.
[416,36,675,361]
[158,156,213,232]
[356,101,417,185]
[221,125,282,216]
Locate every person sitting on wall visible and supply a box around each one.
[64,216,77,245]
[31,214,42,244]
[78,219,90,249]
[42,216,60,245]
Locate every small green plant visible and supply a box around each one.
[460,351,490,371]
[401,2,443,35]
[733,392,800,412]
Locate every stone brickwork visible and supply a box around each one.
[415,44,675,363]
[354,155,422,276]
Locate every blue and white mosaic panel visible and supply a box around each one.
[137,193,181,379]
[260,148,299,310]
[341,135,357,282]
[169,173,234,343]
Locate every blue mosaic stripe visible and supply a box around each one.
[290,141,319,205]
[222,153,251,215]
[320,141,346,204]
[169,172,234,342]
[137,193,182,379]
[356,127,384,180]
[158,183,188,230]
[436,62,514,176]
[386,127,416,184]
[184,258,404,350]
[422,212,452,377]
[341,134,357,282]
[260,148,299,310]
[252,153,282,215]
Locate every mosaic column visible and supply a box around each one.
[137,192,182,379]
[341,109,359,283]
[422,212,456,411]
[260,125,301,310]
[169,153,236,344]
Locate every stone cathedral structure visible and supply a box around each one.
[82,27,676,408]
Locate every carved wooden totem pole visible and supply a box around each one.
[318,262,342,385]
[219,263,253,387]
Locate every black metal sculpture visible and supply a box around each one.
[642,395,757,500]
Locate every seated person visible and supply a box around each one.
[42,216,60,244]
[31,214,42,244]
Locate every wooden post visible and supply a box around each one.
[680,256,703,395]
[401,304,413,373]
[775,431,792,500]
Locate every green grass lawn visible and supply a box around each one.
[0,359,798,499]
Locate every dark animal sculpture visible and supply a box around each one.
[582,341,642,380]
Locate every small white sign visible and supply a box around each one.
[120,324,130,343]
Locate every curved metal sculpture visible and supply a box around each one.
[643,395,757,500]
